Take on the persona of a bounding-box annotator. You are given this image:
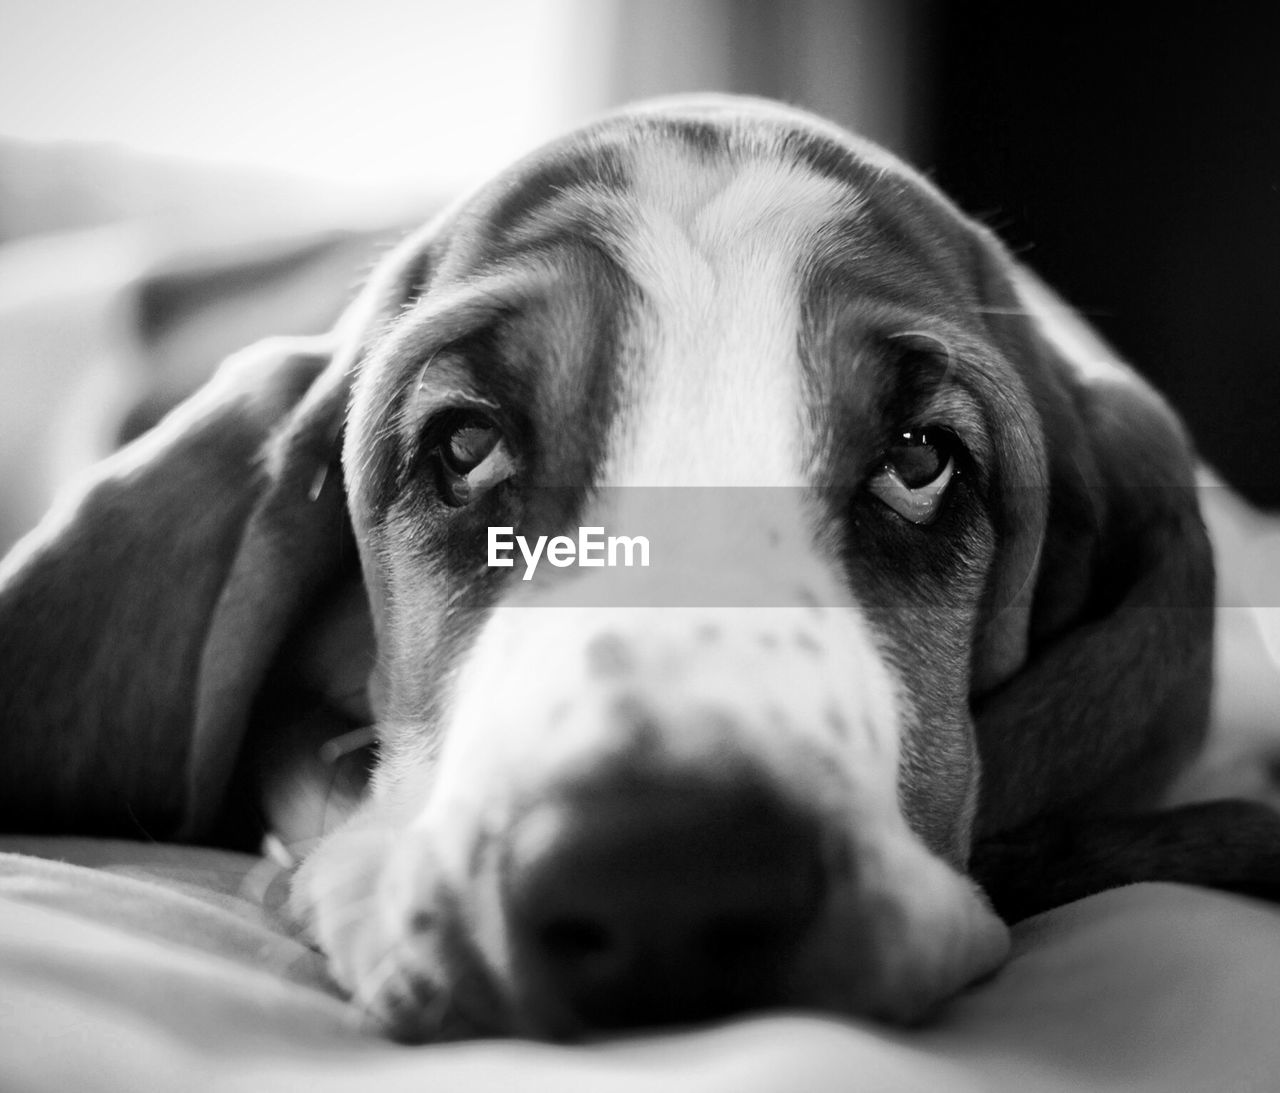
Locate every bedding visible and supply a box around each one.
[3,839,1280,1092]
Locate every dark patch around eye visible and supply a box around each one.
[875,349,955,422]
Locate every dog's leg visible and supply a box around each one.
[970,799,1280,922]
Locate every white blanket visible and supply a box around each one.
[2,838,1279,1093]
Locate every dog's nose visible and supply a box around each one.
[502,776,827,1033]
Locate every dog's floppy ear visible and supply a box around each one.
[0,330,356,840]
[968,228,1216,837]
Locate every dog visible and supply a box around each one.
[3,95,1279,1042]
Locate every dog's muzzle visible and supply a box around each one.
[349,497,1010,1039]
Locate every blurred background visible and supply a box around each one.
[1,0,1277,553]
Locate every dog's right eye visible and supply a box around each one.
[867,427,958,525]
[431,410,516,506]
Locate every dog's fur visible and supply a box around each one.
[3,96,1280,1041]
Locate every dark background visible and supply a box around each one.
[930,4,1280,506]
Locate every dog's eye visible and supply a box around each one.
[443,416,499,473]
[433,410,516,506]
[867,428,957,524]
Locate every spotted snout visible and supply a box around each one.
[366,592,1009,1039]
[480,610,872,1034]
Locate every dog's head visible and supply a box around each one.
[0,95,1212,1041]
[305,95,1048,1037]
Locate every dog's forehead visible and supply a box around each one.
[428,105,978,488]
[453,100,962,276]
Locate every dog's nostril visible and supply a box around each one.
[505,779,826,1032]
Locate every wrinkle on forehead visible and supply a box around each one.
[565,139,868,490]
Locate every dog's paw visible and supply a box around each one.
[291,820,507,1042]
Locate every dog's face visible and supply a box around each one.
[298,97,1055,1040]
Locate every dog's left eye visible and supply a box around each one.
[433,410,516,506]
[867,428,957,524]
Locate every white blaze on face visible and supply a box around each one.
[601,141,864,490]
[405,139,920,838]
